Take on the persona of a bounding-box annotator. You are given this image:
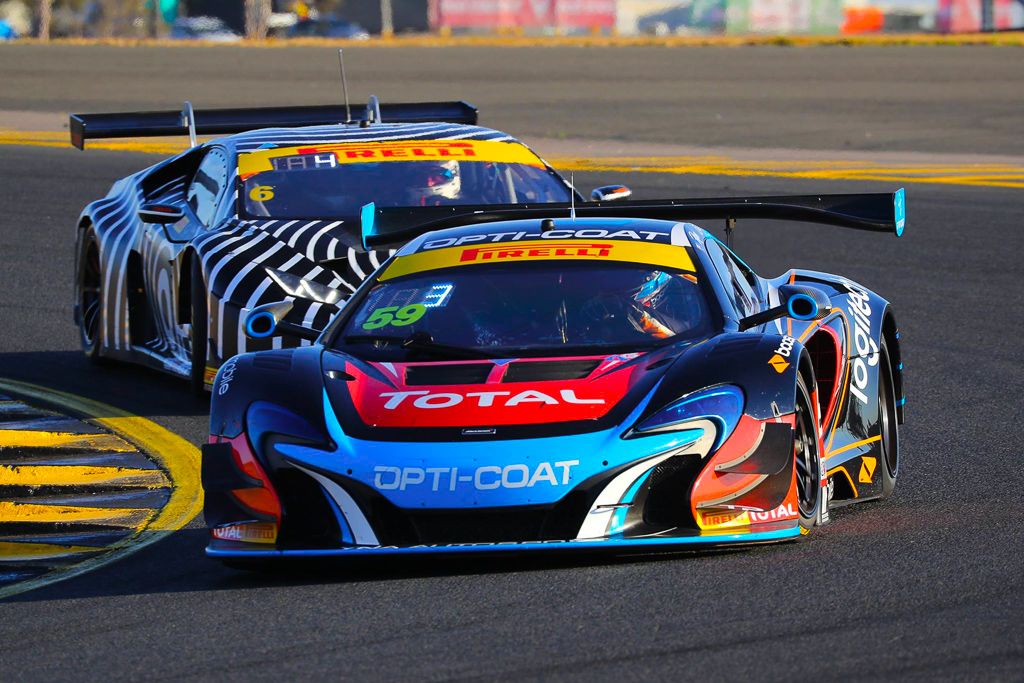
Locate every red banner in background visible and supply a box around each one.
[432,0,616,29]
[936,0,1020,32]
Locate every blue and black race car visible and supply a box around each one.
[70,99,620,393]
[202,192,906,562]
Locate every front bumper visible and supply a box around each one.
[207,523,801,559]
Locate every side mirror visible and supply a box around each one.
[590,185,632,202]
[244,300,321,342]
[738,285,831,331]
[138,203,185,225]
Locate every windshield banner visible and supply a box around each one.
[380,239,696,281]
[239,140,546,179]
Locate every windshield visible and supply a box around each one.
[331,261,714,360]
[239,140,572,219]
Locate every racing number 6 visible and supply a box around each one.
[362,304,426,330]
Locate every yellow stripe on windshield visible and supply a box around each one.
[239,139,547,179]
[379,240,695,281]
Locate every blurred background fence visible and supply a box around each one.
[0,0,1020,41]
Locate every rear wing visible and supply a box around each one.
[360,190,907,251]
[69,100,478,150]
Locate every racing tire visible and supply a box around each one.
[795,373,824,530]
[877,340,900,498]
[77,229,107,364]
[189,257,209,397]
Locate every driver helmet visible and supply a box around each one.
[405,161,461,206]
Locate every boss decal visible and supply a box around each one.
[373,461,580,492]
[768,336,796,374]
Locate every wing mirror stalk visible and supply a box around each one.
[139,203,192,244]
[244,301,321,342]
[138,203,185,224]
[738,285,831,332]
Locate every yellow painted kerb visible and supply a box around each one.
[0,378,203,600]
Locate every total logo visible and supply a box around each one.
[768,336,796,374]
[379,389,605,410]
[845,284,879,405]
[748,502,798,523]
[374,461,580,492]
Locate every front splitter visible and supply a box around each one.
[207,525,802,558]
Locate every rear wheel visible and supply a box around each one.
[878,340,900,498]
[78,230,105,363]
[795,373,823,529]
[189,258,209,396]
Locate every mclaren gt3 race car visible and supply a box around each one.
[70,99,618,393]
[202,191,906,560]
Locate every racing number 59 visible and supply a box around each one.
[362,304,427,330]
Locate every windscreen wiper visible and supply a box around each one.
[342,332,493,359]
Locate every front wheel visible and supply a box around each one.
[77,229,105,363]
[188,258,209,396]
[878,340,900,498]
[794,373,825,530]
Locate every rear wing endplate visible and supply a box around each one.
[69,100,478,150]
[360,190,906,251]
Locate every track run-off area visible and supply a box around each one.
[0,380,201,600]
[0,44,1021,681]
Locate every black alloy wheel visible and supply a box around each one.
[878,340,900,498]
[79,231,104,362]
[795,374,823,529]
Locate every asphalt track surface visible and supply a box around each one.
[1,44,1023,155]
[1,46,1023,681]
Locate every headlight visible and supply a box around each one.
[631,385,744,450]
[265,267,344,305]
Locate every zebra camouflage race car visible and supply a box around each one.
[201,191,906,561]
[71,99,618,393]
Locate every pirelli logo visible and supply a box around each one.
[459,242,613,263]
[238,139,546,178]
[379,239,696,281]
[296,141,479,160]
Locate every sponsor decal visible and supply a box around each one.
[347,356,636,428]
[748,502,798,523]
[459,242,612,263]
[212,522,278,544]
[844,284,879,405]
[361,304,427,330]
[238,140,546,179]
[700,510,744,527]
[699,502,798,528]
[216,356,239,396]
[421,228,668,251]
[768,335,796,374]
[373,460,580,492]
[378,389,604,410]
[380,239,695,281]
[858,455,877,483]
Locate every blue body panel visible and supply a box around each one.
[275,391,701,509]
